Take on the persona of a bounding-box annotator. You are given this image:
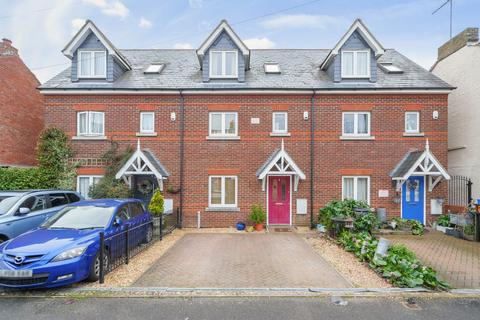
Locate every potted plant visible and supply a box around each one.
[249,204,266,231]
[463,224,475,241]
[436,214,451,233]
[148,189,164,228]
[166,185,181,194]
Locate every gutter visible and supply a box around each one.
[179,91,185,228]
[310,91,316,229]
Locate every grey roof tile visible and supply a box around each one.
[389,150,423,178]
[143,149,170,177]
[256,148,281,177]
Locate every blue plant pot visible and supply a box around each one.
[236,222,246,231]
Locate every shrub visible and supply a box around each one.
[354,213,379,233]
[148,189,164,216]
[249,204,266,225]
[0,167,45,190]
[464,224,475,236]
[437,215,450,227]
[393,218,424,235]
[318,199,370,231]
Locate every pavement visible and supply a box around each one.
[385,230,480,289]
[134,233,351,288]
[0,296,479,320]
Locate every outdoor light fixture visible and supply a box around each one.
[170,112,176,121]
[303,111,309,120]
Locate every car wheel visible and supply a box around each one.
[144,224,153,244]
[87,251,109,282]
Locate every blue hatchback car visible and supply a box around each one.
[0,199,153,289]
[0,190,83,243]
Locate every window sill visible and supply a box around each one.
[206,136,241,140]
[72,136,108,140]
[136,132,158,137]
[270,132,291,137]
[205,207,240,212]
[339,135,375,140]
[403,132,425,137]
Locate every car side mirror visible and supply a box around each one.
[17,207,30,215]
[114,217,123,227]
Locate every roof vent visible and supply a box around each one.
[379,63,403,74]
[144,63,164,74]
[264,63,281,74]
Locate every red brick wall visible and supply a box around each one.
[44,93,448,227]
[0,40,44,166]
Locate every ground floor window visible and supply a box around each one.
[208,176,237,208]
[77,175,103,199]
[342,176,370,204]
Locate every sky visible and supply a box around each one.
[1,0,479,83]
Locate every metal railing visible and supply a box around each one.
[98,208,180,283]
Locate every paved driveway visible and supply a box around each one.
[385,231,480,289]
[134,233,351,288]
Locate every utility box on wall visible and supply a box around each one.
[431,198,443,215]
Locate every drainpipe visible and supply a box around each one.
[179,90,185,228]
[310,91,316,229]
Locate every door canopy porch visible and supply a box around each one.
[256,140,306,191]
[115,140,170,191]
[390,140,450,192]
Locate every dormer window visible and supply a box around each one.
[209,50,238,78]
[341,50,370,78]
[78,50,106,78]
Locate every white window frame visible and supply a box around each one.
[342,176,370,204]
[342,112,371,137]
[209,50,238,78]
[77,50,107,78]
[77,111,105,136]
[405,111,420,134]
[272,112,288,134]
[208,112,238,137]
[77,175,103,199]
[140,112,155,134]
[208,175,238,208]
[341,50,371,78]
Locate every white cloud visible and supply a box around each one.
[261,14,346,29]
[138,17,152,29]
[82,0,129,18]
[173,43,193,49]
[188,0,203,9]
[243,37,275,49]
[71,18,86,35]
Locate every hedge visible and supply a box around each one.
[0,167,52,190]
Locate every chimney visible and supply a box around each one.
[0,38,18,56]
[438,28,479,61]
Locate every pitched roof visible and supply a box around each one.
[40,48,452,90]
[142,149,170,177]
[389,150,423,178]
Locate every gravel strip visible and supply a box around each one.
[302,233,391,288]
[79,229,185,287]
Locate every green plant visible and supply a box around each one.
[392,218,424,235]
[437,215,450,227]
[464,224,475,236]
[148,189,164,216]
[354,213,379,233]
[249,204,266,225]
[318,199,369,231]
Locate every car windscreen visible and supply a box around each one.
[42,205,115,230]
[0,196,19,215]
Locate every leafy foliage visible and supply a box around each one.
[392,218,424,235]
[318,199,370,231]
[464,224,475,236]
[148,189,164,216]
[89,142,133,199]
[437,215,450,227]
[354,213,379,233]
[249,204,266,224]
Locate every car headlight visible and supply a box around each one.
[52,246,87,262]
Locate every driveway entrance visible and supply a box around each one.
[134,233,351,288]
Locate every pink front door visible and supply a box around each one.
[268,176,290,225]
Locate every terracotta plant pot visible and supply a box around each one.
[254,223,264,231]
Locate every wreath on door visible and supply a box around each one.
[137,178,154,195]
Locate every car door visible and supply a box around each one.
[9,194,49,238]
[45,193,70,220]
[109,205,131,259]
[128,202,147,246]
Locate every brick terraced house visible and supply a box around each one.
[40,19,453,227]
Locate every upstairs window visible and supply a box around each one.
[140,112,155,134]
[78,50,106,78]
[342,112,370,137]
[405,112,420,134]
[272,112,288,134]
[209,50,238,78]
[209,112,238,137]
[341,50,370,78]
[77,111,105,136]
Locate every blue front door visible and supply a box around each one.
[402,176,425,224]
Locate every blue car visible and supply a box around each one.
[0,199,153,289]
[0,190,83,243]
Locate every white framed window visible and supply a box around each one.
[140,112,155,134]
[77,111,105,136]
[341,50,370,78]
[272,112,288,134]
[209,112,238,137]
[405,112,420,133]
[209,50,238,78]
[78,50,107,78]
[342,176,370,204]
[342,112,370,136]
[208,176,237,208]
[77,175,103,199]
